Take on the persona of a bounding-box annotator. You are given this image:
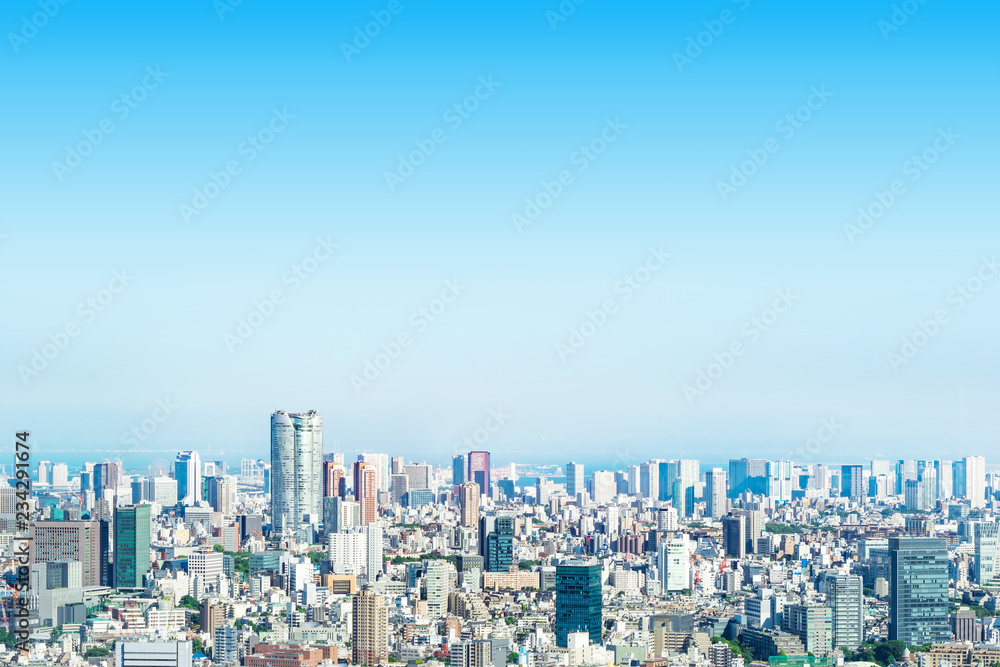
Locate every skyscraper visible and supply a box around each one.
[889,537,950,644]
[452,454,466,486]
[841,465,864,501]
[589,470,615,504]
[964,456,986,509]
[566,462,584,499]
[270,410,323,531]
[30,520,107,587]
[829,574,863,650]
[459,482,480,528]
[353,588,389,666]
[722,514,746,558]
[705,468,727,519]
[658,537,690,592]
[94,460,123,503]
[468,451,490,497]
[354,461,378,525]
[323,460,346,498]
[482,515,514,572]
[973,521,998,585]
[175,451,202,506]
[555,560,602,647]
[114,505,151,588]
[729,458,768,499]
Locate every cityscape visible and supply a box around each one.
[3,415,1000,667]
[4,1,999,667]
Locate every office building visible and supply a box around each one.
[146,476,178,506]
[116,642,193,667]
[566,462,584,499]
[964,456,987,508]
[30,520,107,587]
[555,560,602,647]
[828,574,863,650]
[453,454,466,486]
[323,460,346,498]
[658,537,690,593]
[722,514,746,558]
[175,451,201,505]
[353,588,389,666]
[589,470,616,504]
[114,505,152,588]
[784,604,833,654]
[270,410,323,532]
[404,463,432,491]
[842,465,864,501]
[459,482,480,527]
[705,468,727,519]
[730,458,768,499]
[482,515,514,572]
[94,460,123,502]
[425,560,450,616]
[468,451,490,496]
[354,461,378,525]
[973,521,998,585]
[888,537,950,644]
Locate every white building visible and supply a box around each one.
[271,410,323,531]
[658,537,690,592]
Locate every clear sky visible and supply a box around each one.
[2,0,998,469]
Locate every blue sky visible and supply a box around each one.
[2,0,998,469]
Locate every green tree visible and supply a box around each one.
[179,595,200,610]
[85,647,111,657]
[213,544,225,553]
[508,652,519,664]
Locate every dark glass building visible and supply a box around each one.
[555,560,602,647]
[889,537,950,644]
[114,505,151,588]
[482,516,514,572]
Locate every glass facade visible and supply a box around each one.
[889,537,950,644]
[555,561,602,647]
[114,505,151,588]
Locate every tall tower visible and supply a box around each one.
[114,505,151,588]
[566,462,584,499]
[467,451,490,497]
[175,451,202,506]
[705,468,727,519]
[270,410,323,531]
[829,574,863,650]
[555,559,602,647]
[353,588,389,666]
[459,482,480,528]
[889,537,950,644]
[354,461,378,525]
[964,456,986,509]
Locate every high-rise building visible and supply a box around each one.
[145,477,178,506]
[425,560,450,616]
[964,456,986,509]
[323,461,346,498]
[829,574,863,650]
[482,515,514,572]
[658,537,690,592]
[468,451,490,496]
[452,454,466,486]
[390,475,409,506]
[404,463,432,490]
[115,642,193,667]
[358,453,391,493]
[888,537,950,644]
[705,468,727,519]
[94,460,123,502]
[767,460,793,502]
[722,514,746,558]
[175,451,202,506]
[566,462,584,499]
[934,460,953,500]
[353,588,389,666]
[50,462,69,487]
[973,521,998,585]
[897,460,918,495]
[784,604,833,654]
[459,482,480,528]
[729,458,768,499]
[354,461,378,525]
[271,410,323,531]
[30,520,107,587]
[206,476,235,516]
[214,625,239,664]
[841,465,864,501]
[589,470,616,504]
[640,461,660,500]
[114,505,152,588]
[391,456,404,475]
[555,560,602,647]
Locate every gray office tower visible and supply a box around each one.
[889,538,950,644]
[270,410,323,532]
